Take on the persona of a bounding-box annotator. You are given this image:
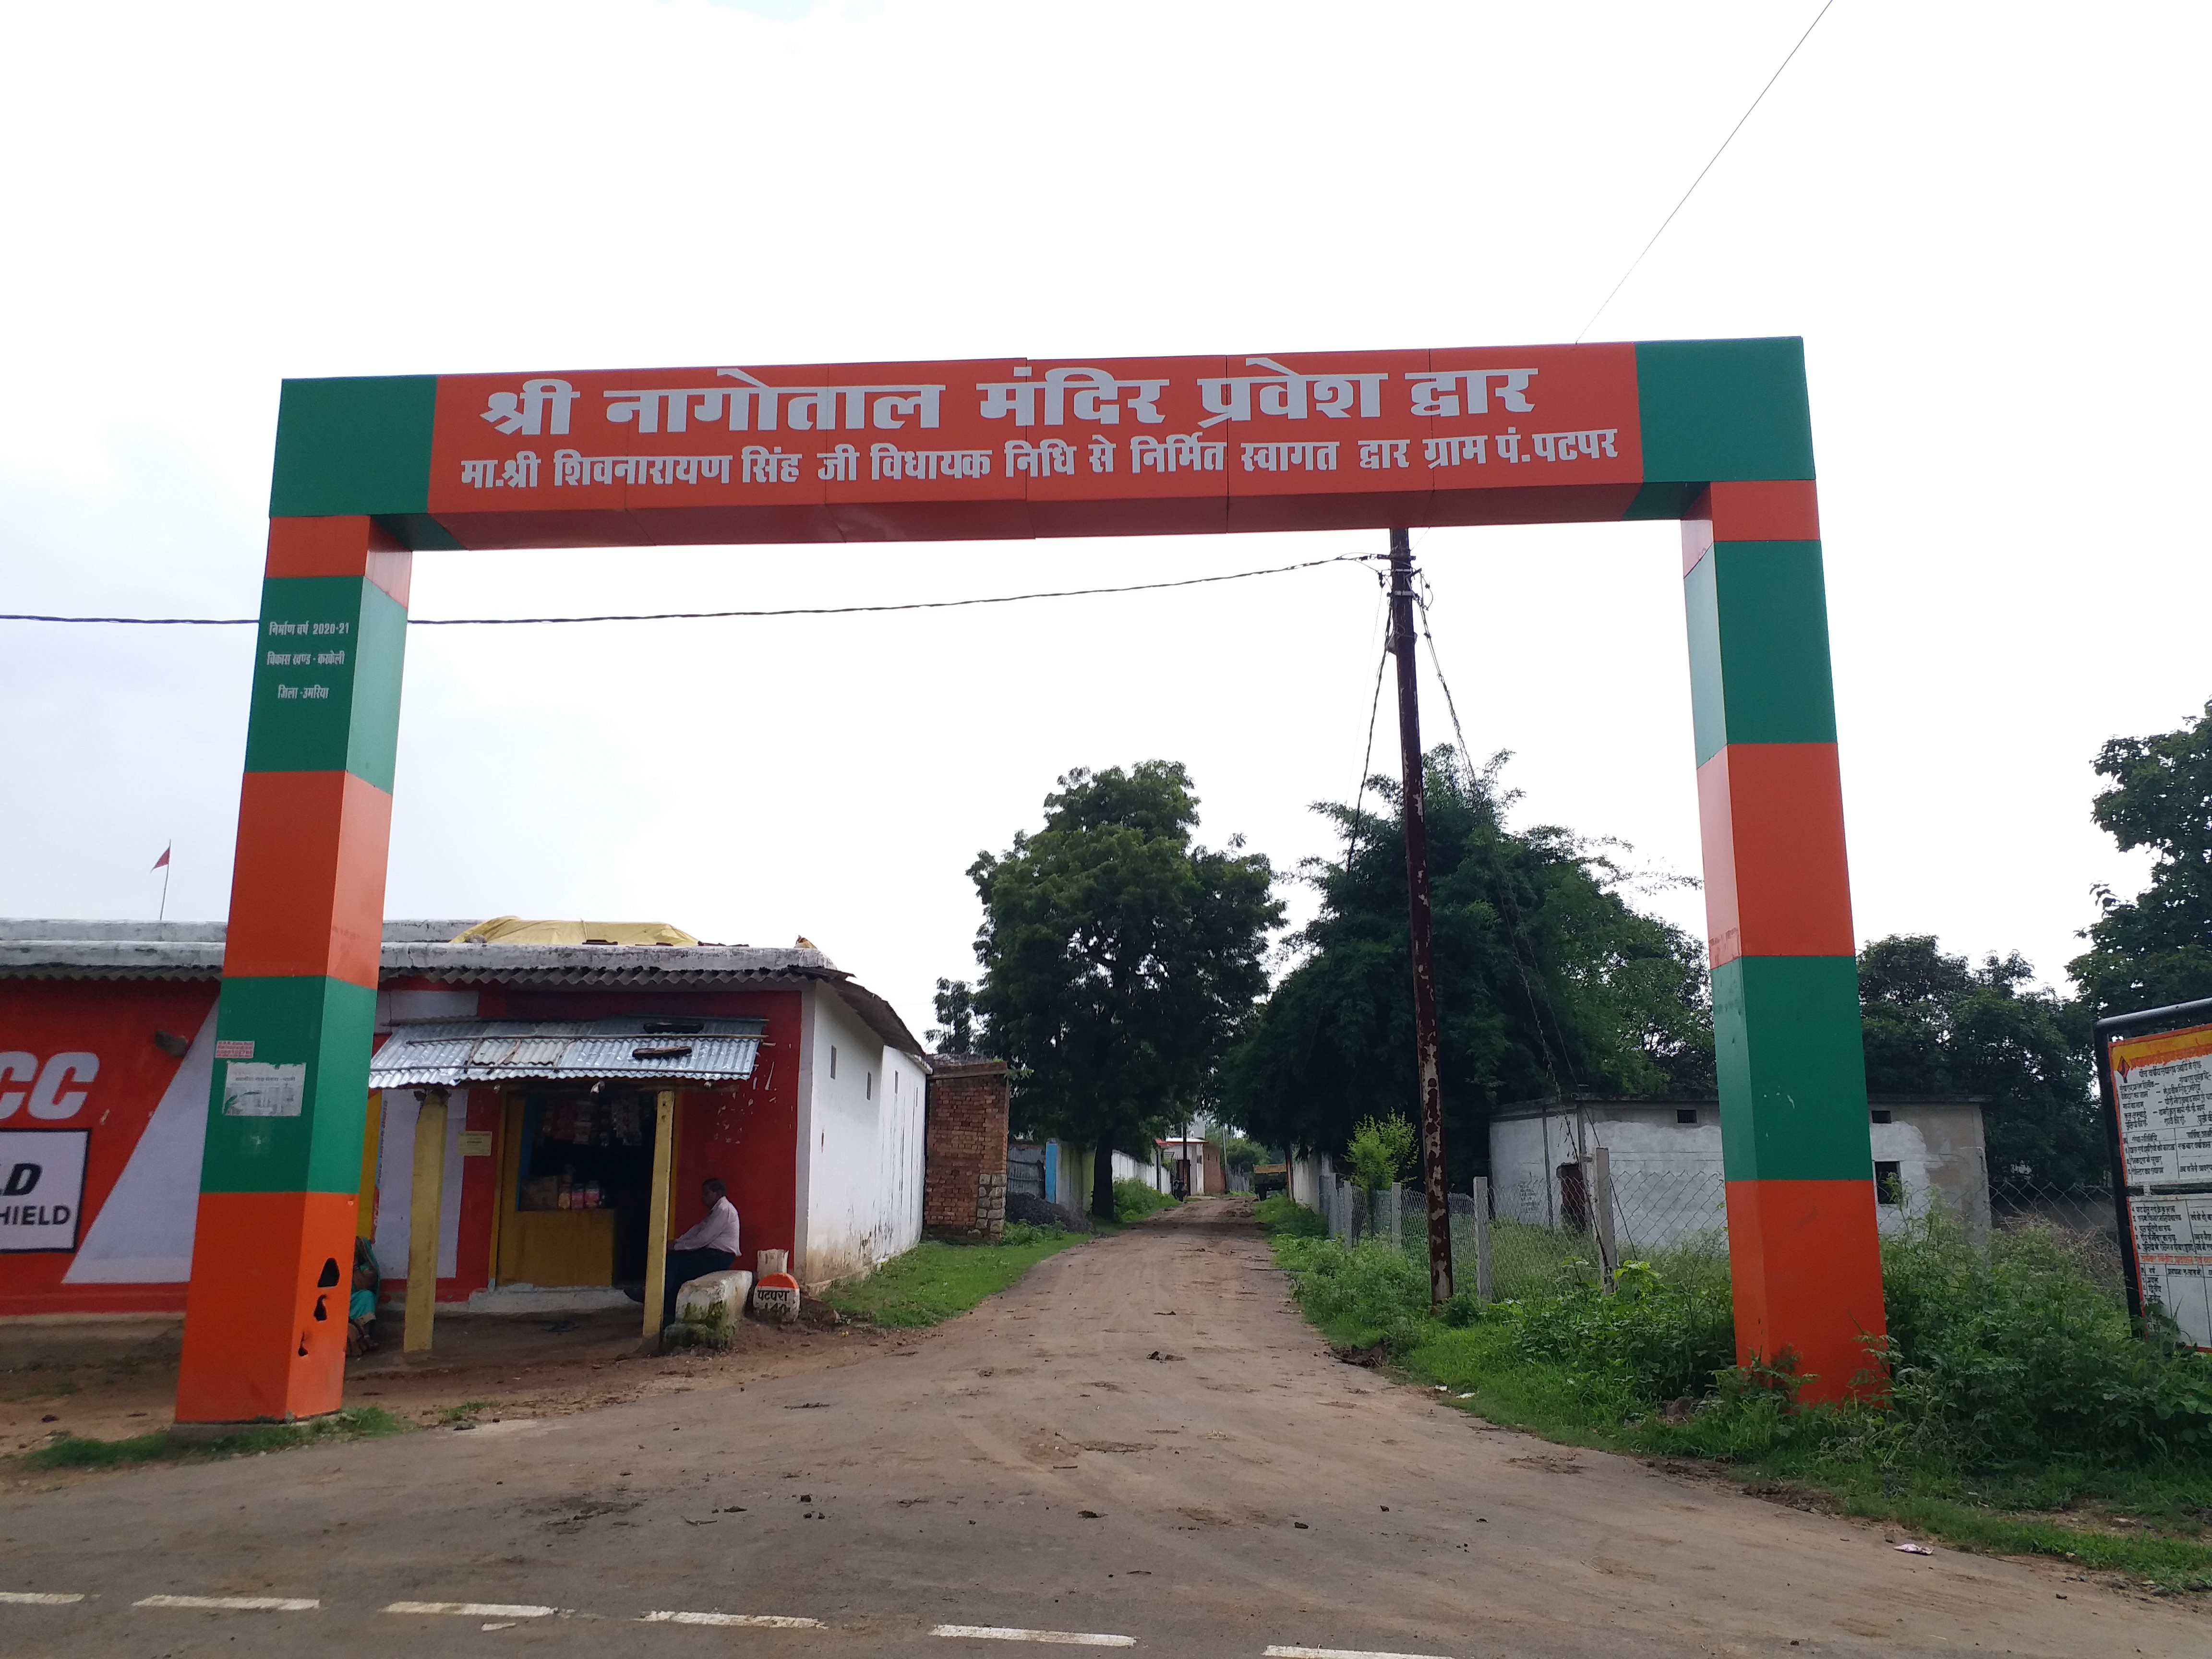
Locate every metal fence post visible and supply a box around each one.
[1473,1176,1492,1303]
[1388,1180,1402,1250]
[1593,1146,1617,1292]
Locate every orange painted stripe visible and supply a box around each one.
[221,770,392,986]
[1724,1178,1887,1404]
[177,1190,356,1423]
[265,516,413,610]
[1707,479,1820,543]
[1695,743,1855,968]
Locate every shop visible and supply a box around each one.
[0,917,929,1322]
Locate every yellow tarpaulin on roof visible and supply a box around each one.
[449,916,700,947]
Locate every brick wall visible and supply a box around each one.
[923,1058,1009,1240]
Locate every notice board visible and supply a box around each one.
[2112,1021,2212,1350]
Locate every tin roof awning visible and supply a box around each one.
[368,1016,767,1088]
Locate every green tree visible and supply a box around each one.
[1858,934,2101,1187]
[969,761,1282,1220]
[2069,698,2212,1014]
[928,977,986,1056]
[1345,1113,1416,1206]
[1225,749,1712,1180]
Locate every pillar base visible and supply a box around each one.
[1724,1178,1887,1404]
[176,1191,357,1425]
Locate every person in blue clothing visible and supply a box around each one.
[346,1235,381,1357]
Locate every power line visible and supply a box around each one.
[1575,0,1838,342]
[0,552,1381,628]
[1412,579,1577,1098]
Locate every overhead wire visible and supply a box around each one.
[1410,569,1579,1102]
[1575,0,1838,342]
[1,551,1384,628]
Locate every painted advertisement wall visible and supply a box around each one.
[0,979,222,1313]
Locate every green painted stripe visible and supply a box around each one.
[269,375,438,518]
[1713,955,1871,1183]
[1683,540,1837,765]
[240,576,408,791]
[1621,481,1703,520]
[373,512,465,552]
[199,975,379,1196]
[1635,338,1815,486]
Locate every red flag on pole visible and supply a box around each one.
[151,844,170,871]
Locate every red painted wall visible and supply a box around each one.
[0,978,221,1315]
[454,982,801,1279]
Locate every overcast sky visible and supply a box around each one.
[1,1,2204,1040]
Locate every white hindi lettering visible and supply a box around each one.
[1423,435,1488,469]
[818,444,860,483]
[1405,369,1537,418]
[976,366,1169,428]
[1199,358,1386,428]
[1004,439,1077,479]
[481,379,579,437]
[740,446,803,484]
[868,444,995,482]
[599,370,945,435]
[1088,435,1115,474]
[459,451,541,490]
[550,451,734,487]
[1130,433,1226,474]
[1239,441,1340,473]
[1530,428,1619,463]
[1357,440,1409,470]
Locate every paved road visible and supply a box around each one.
[1,1200,2199,1657]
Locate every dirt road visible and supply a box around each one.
[0,1200,2199,1657]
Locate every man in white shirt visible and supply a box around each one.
[663,1177,742,1327]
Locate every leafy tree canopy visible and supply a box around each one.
[2069,698,2212,1014]
[969,760,1281,1216]
[1858,934,2101,1187]
[928,977,986,1056]
[1223,749,1712,1182]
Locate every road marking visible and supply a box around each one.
[644,1611,826,1628]
[1264,1647,1454,1659]
[135,1595,319,1612]
[932,1626,1136,1647]
[0,1592,85,1605]
[384,1601,558,1618]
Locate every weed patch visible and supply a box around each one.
[1113,1179,1178,1224]
[822,1229,1088,1328]
[18,1406,408,1472]
[1257,1201,2212,1590]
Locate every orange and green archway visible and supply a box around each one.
[180,337,1883,1421]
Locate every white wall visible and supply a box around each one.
[876,1044,926,1263]
[372,1086,469,1285]
[796,984,924,1288]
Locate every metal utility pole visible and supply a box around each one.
[1388,528,1454,1305]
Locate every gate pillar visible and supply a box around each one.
[1683,479,1885,1401]
[175,516,410,1423]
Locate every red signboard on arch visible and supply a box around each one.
[425,345,1644,546]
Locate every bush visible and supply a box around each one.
[1254,1192,1325,1238]
[1868,1211,2212,1466]
[999,1219,1065,1246]
[1113,1178,1178,1223]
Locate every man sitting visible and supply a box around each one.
[663,1177,741,1327]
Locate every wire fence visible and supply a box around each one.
[1305,1162,2130,1304]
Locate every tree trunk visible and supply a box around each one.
[1092,1140,1117,1221]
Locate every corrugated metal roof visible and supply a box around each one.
[0,921,927,1058]
[368,1016,767,1087]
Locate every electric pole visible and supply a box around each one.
[1389,528,1454,1305]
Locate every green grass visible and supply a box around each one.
[1113,1178,1178,1224]
[1255,1198,2212,1592]
[821,1226,1091,1328]
[16,1405,409,1472]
